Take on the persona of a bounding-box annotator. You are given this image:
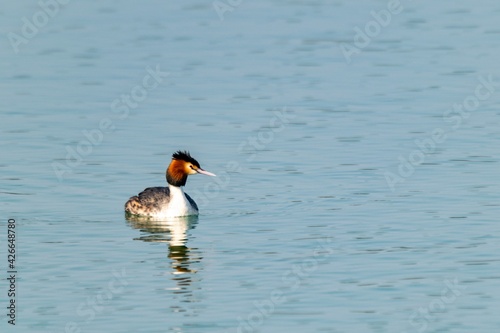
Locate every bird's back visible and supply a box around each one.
[125,186,198,217]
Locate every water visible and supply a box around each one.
[1,1,500,332]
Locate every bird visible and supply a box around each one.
[125,151,215,218]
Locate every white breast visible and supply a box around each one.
[159,185,198,218]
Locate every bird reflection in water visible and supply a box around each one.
[126,214,203,307]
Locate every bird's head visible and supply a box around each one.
[166,150,215,186]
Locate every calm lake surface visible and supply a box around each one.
[1,1,499,332]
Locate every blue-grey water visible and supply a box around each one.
[1,1,499,332]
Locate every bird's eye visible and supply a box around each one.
[190,165,194,169]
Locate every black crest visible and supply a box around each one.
[172,150,200,168]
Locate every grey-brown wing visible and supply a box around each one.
[184,192,198,212]
[125,187,170,215]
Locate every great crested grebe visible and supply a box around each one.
[125,151,215,218]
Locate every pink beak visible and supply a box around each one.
[197,168,216,177]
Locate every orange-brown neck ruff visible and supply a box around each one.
[166,159,188,186]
